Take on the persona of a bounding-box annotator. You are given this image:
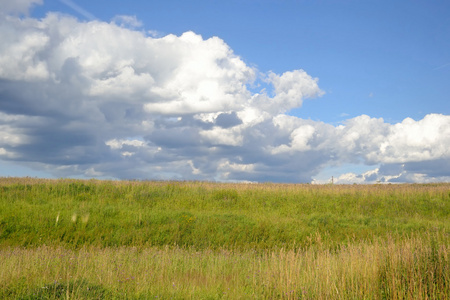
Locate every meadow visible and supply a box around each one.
[0,177,449,299]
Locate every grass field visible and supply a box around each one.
[0,178,449,299]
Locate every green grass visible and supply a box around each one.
[0,178,449,298]
[1,178,449,249]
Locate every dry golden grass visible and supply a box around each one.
[1,232,449,299]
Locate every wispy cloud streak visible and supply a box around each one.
[433,62,450,71]
[59,0,96,21]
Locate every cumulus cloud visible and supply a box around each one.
[0,5,449,183]
[375,115,450,163]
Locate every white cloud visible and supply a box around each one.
[143,32,257,115]
[200,127,243,147]
[0,8,448,183]
[0,17,50,81]
[105,139,146,150]
[336,168,380,184]
[0,147,19,159]
[267,70,324,114]
[0,0,42,15]
[111,15,143,28]
[147,29,162,38]
[376,114,450,163]
[336,161,450,184]
[271,124,315,154]
[0,113,33,153]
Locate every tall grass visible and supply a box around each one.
[1,232,448,299]
[0,178,449,298]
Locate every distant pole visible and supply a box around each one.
[331,176,334,184]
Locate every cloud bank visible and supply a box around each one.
[0,3,449,183]
[0,0,43,15]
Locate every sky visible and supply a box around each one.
[0,0,449,183]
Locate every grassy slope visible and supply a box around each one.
[0,178,449,249]
[0,178,449,299]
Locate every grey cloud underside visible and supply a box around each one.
[215,112,242,128]
[401,159,450,178]
[0,8,449,183]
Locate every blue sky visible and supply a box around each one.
[0,0,449,183]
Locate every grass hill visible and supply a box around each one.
[1,178,449,298]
